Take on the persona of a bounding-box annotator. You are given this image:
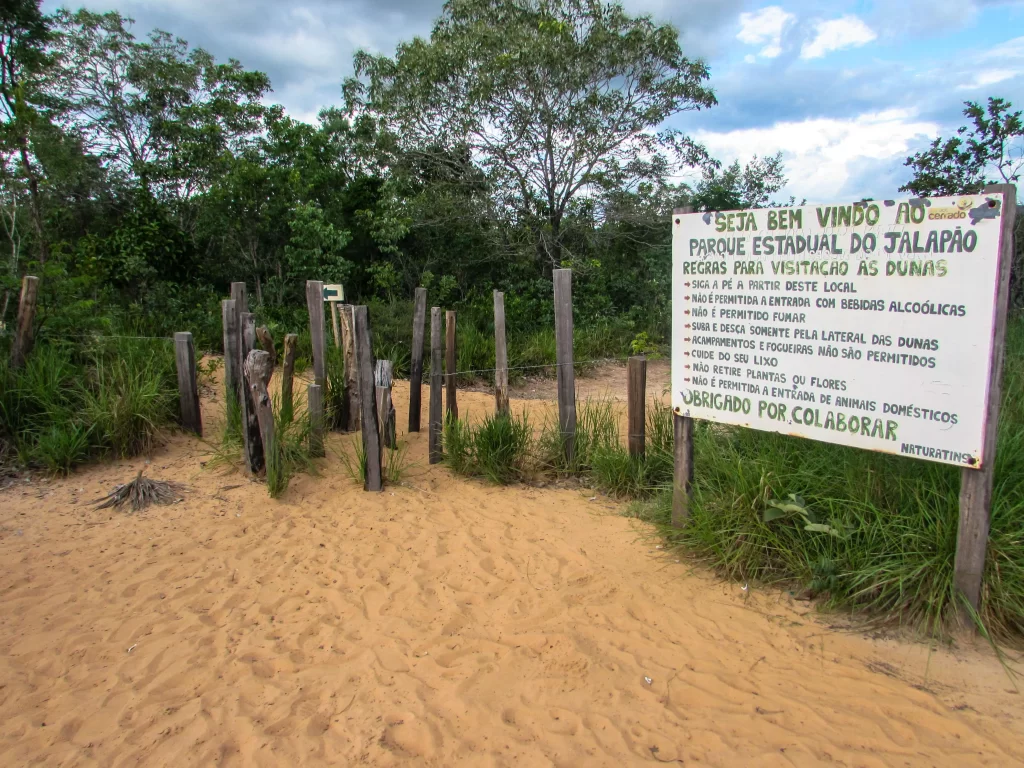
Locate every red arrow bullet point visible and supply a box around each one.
[684,337,691,342]
[685,323,691,329]
[684,378,691,383]
[685,282,691,287]
[684,295,690,300]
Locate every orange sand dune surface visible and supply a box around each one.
[1,375,1022,767]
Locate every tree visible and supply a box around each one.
[690,153,788,212]
[0,0,52,265]
[345,0,716,270]
[901,97,1023,197]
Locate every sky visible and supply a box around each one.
[40,0,1024,202]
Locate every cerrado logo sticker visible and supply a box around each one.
[894,198,974,224]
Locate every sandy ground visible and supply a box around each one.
[1,364,1023,767]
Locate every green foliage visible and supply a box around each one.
[324,343,346,430]
[901,97,1023,197]
[538,398,618,477]
[443,411,532,485]
[265,396,315,498]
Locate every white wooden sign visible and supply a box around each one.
[323,284,344,302]
[672,194,1008,468]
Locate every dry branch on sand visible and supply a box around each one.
[92,469,187,512]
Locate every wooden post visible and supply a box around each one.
[308,383,324,458]
[239,312,264,474]
[445,310,458,420]
[672,414,694,528]
[229,282,247,399]
[243,350,275,465]
[221,299,239,404]
[281,333,297,422]
[429,307,443,464]
[331,302,342,349]
[339,304,359,432]
[375,360,397,449]
[306,280,326,388]
[353,306,383,491]
[955,183,1017,622]
[627,356,646,457]
[494,290,509,415]
[256,326,277,371]
[553,269,576,465]
[409,287,427,432]
[10,275,39,369]
[174,332,202,436]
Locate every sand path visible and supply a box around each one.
[1,372,1022,766]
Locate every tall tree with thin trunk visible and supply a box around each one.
[345,0,716,271]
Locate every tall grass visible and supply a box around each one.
[444,412,532,484]
[265,396,315,498]
[537,398,619,477]
[0,338,178,474]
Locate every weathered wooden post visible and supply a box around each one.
[339,304,360,432]
[331,302,342,349]
[553,269,576,465]
[375,360,397,449]
[308,383,324,458]
[353,305,383,491]
[494,290,509,415]
[243,350,275,461]
[306,281,327,390]
[10,275,39,369]
[409,287,427,432]
[281,333,297,422]
[429,307,443,464]
[174,332,202,436]
[672,206,695,528]
[239,312,264,474]
[445,310,458,420]
[229,282,247,398]
[627,355,646,458]
[955,183,1017,624]
[256,326,277,371]
[221,299,239,404]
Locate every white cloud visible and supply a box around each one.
[691,110,939,202]
[737,6,795,60]
[800,15,877,60]
[957,68,1020,90]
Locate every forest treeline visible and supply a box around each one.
[0,0,1020,350]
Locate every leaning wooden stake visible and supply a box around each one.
[256,326,277,371]
[429,307,443,464]
[375,360,397,450]
[627,356,646,457]
[445,310,458,420]
[10,275,39,369]
[955,183,1017,625]
[281,333,297,422]
[306,280,326,388]
[339,304,359,432]
[174,332,202,436]
[494,290,510,415]
[409,287,427,432]
[308,383,324,458]
[672,206,695,528]
[221,299,239,405]
[244,350,275,466]
[331,302,342,349]
[239,312,264,474]
[553,269,576,465]
[353,305,383,491]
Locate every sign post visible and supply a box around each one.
[672,188,1016,620]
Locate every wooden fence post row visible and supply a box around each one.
[409,287,428,432]
[627,355,646,458]
[10,275,39,369]
[353,305,383,491]
[494,290,510,416]
[553,269,576,465]
[221,300,239,407]
[375,360,396,450]
[308,383,324,458]
[230,282,247,401]
[174,332,202,436]
[305,280,326,389]
[429,307,443,464]
[244,350,275,467]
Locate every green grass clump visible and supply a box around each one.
[537,398,618,477]
[444,412,532,485]
[265,396,315,498]
[324,344,347,431]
